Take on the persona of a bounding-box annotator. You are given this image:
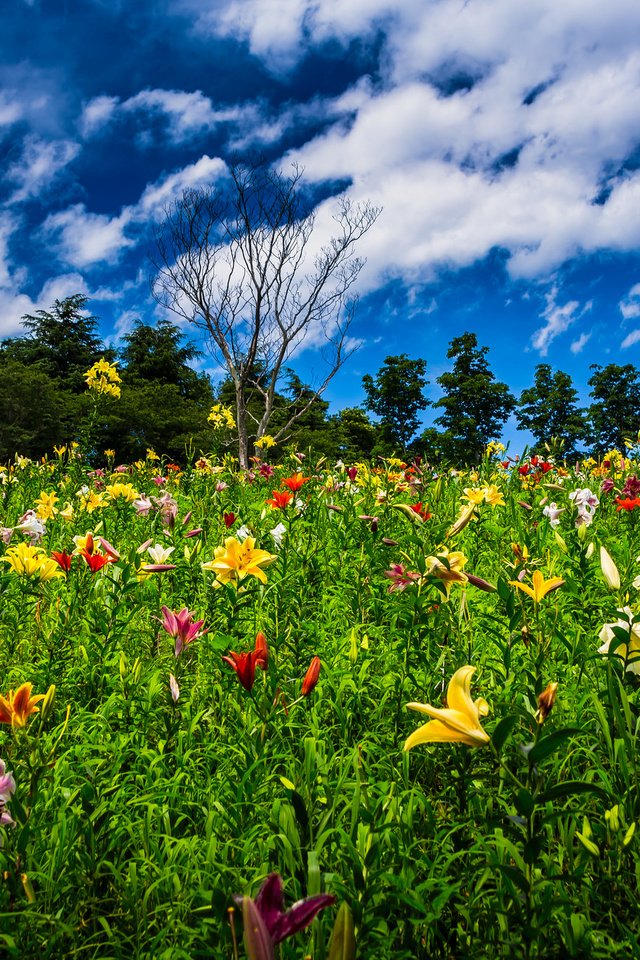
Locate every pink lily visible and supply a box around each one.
[160,606,207,656]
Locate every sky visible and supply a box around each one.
[2,0,640,451]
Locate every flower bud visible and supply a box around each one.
[600,545,620,590]
[536,681,558,724]
[301,656,321,697]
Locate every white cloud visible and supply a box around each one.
[79,95,119,138]
[621,329,640,349]
[80,88,256,145]
[570,331,592,354]
[620,282,640,321]
[531,286,591,356]
[43,156,229,268]
[137,155,227,217]
[5,135,80,203]
[43,205,134,268]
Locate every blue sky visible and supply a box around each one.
[2,0,640,451]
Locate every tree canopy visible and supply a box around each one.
[362,354,429,454]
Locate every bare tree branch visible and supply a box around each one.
[151,159,381,467]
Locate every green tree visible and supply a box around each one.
[335,407,378,461]
[515,364,587,458]
[587,363,640,452]
[1,294,107,392]
[362,354,429,453]
[429,332,515,464]
[0,360,69,460]
[99,320,215,462]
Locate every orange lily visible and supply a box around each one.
[0,683,46,728]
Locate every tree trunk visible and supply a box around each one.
[235,384,249,470]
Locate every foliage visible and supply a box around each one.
[427,332,516,464]
[1,295,108,393]
[587,363,640,452]
[0,442,640,958]
[516,364,588,458]
[362,354,430,454]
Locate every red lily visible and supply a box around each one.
[81,550,113,572]
[282,473,308,492]
[51,550,74,572]
[222,650,260,691]
[223,512,236,528]
[266,490,293,509]
[254,631,269,670]
[615,497,640,511]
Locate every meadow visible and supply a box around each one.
[0,442,639,959]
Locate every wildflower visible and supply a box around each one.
[463,487,485,505]
[542,502,564,527]
[223,512,237,528]
[425,549,468,597]
[169,674,180,703]
[282,473,308,493]
[410,502,431,520]
[81,550,113,573]
[84,358,121,398]
[146,543,175,565]
[615,497,640,512]
[384,563,422,593]
[509,570,565,603]
[50,550,74,573]
[235,873,336,947]
[598,607,640,674]
[259,463,275,478]
[203,537,276,588]
[483,484,505,507]
[15,510,47,543]
[160,606,207,656]
[0,759,15,836]
[106,482,139,503]
[153,492,178,528]
[405,666,490,749]
[254,434,276,450]
[447,502,476,537]
[0,683,46,728]
[208,403,236,430]
[78,490,108,513]
[301,657,321,696]
[1,543,62,581]
[222,649,260,691]
[34,491,59,520]
[269,523,287,548]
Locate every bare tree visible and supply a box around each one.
[152,160,380,467]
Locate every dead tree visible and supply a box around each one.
[152,160,380,468]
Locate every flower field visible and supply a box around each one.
[1,445,640,959]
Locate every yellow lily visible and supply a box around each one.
[202,536,276,587]
[0,543,62,581]
[509,569,564,603]
[425,548,468,596]
[405,666,490,749]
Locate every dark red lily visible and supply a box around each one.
[51,550,74,573]
[236,874,335,946]
[223,511,236,528]
[81,550,113,572]
[222,650,260,691]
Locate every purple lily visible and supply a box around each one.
[236,873,336,946]
[160,605,208,656]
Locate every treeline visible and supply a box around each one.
[2,295,640,464]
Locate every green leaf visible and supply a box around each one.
[528,727,582,765]
[491,714,519,753]
[538,780,609,803]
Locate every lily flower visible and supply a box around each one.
[425,549,468,597]
[222,649,261,691]
[509,570,564,603]
[160,606,207,656]
[282,473,308,492]
[266,490,293,509]
[202,537,276,587]
[236,873,335,947]
[405,666,490,749]
[0,682,46,728]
